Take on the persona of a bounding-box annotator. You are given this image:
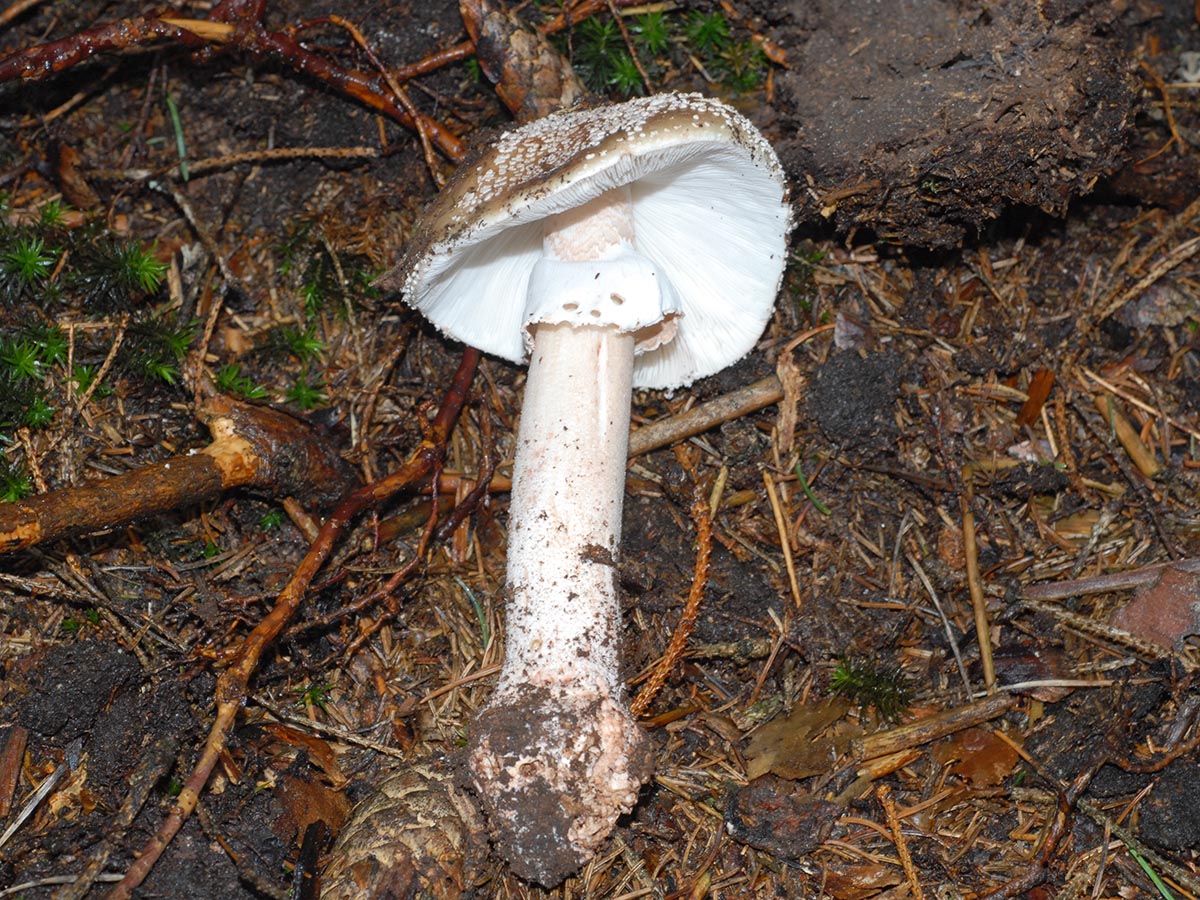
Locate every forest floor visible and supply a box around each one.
[2,1,1200,898]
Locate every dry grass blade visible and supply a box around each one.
[763,469,803,611]
[961,489,995,691]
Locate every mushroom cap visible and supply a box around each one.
[385,92,792,390]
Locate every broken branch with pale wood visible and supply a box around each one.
[0,397,354,554]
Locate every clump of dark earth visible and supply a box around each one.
[810,351,902,451]
[724,775,840,863]
[987,462,1070,498]
[1138,759,1200,851]
[761,0,1136,246]
[10,639,139,740]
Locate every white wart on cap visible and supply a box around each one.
[386,92,791,390]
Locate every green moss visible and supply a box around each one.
[561,8,767,99]
[831,656,912,724]
[0,458,32,501]
[267,323,325,363]
[0,235,56,303]
[717,39,767,93]
[285,373,327,410]
[259,508,285,530]
[121,314,195,385]
[214,362,269,400]
[38,199,69,229]
[70,235,167,312]
[685,11,730,53]
[632,12,671,55]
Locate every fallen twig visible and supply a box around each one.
[628,374,784,457]
[1095,235,1200,322]
[850,692,1016,761]
[1022,558,1200,600]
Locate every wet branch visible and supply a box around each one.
[0,397,353,554]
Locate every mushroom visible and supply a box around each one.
[385,92,791,885]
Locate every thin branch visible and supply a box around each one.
[105,348,480,900]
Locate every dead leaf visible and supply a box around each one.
[263,723,347,786]
[52,142,100,210]
[743,697,854,781]
[991,648,1074,702]
[274,773,352,847]
[932,727,1020,787]
[819,860,904,899]
[1111,564,1200,651]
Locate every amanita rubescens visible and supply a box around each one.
[385,92,790,885]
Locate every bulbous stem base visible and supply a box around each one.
[469,681,652,887]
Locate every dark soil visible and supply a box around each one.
[766,0,1137,246]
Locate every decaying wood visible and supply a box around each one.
[771,0,1136,245]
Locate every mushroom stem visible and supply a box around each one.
[504,320,634,695]
[468,188,655,886]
